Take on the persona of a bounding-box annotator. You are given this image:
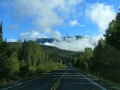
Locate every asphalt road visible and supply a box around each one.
[1,67,119,90]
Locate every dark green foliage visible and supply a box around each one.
[91,38,105,73]
[99,41,120,82]
[18,39,28,61]
[73,47,93,70]
[0,42,19,80]
[73,12,120,83]
[0,22,3,45]
[0,33,68,86]
[41,45,81,64]
[0,22,3,58]
[0,39,67,84]
[104,12,120,50]
[0,23,67,85]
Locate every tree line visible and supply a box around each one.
[73,12,120,83]
[0,23,67,86]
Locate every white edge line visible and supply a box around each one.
[73,68,106,90]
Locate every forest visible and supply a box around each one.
[0,12,120,87]
[73,12,120,83]
[0,21,79,86]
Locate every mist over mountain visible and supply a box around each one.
[35,35,97,52]
[36,35,84,44]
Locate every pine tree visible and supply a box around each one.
[0,22,3,45]
[0,22,4,60]
[18,39,27,61]
[91,38,105,72]
[104,12,120,50]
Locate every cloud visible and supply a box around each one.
[92,34,105,41]
[6,24,20,30]
[70,20,84,27]
[70,20,79,27]
[5,0,82,33]
[51,30,62,40]
[44,35,103,52]
[7,38,17,42]
[20,30,47,40]
[85,3,116,32]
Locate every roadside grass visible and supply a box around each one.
[74,67,120,89]
[0,63,66,87]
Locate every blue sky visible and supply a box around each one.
[0,0,120,51]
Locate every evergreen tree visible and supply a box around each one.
[18,39,28,61]
[104,12,120,50]
[0,22,3,54]
[0,22,3,45]
[99,41,120,81]
[91,38,105,72]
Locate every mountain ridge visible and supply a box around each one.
[36,35,86,44]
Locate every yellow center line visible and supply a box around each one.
[54,81,60,90]
[50,71,66,90]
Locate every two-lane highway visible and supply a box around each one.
[1,68,118,90]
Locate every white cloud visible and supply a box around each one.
[85,3,116,32]
[44,35,103,52]
[51,30,62,40]
[20,30,47,40]
[70,20,79,27]
[70,20,84,27]
[6,0,82,33]
[7,38,17,42]
[92,34,104,40]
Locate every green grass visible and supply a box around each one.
[0,63,66,87]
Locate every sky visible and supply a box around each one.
[0,0,120,51]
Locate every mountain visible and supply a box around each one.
[36,35,84,44]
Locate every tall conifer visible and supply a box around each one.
[104,12,120,50]
[0,22,3,45]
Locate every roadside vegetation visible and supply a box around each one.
[75,68,120,89]
[0,24,66,86]
[73,12,120,89]
[0,22,79,86]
